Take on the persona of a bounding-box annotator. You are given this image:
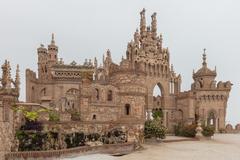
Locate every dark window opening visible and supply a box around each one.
[125,104,130,115]
[96,88,99,100]
[72,103,74,109]
[92,114,96,120]
[107,90,113,101]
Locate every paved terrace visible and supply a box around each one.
[63,134,240,160]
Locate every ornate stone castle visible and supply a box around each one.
[0,9,232,157]
[25,8,232,132]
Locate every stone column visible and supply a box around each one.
[163,110,167,127]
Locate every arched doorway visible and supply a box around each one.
[207,111,216,130]
[151,83,164,120]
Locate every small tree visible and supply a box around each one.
[144,118,167,139]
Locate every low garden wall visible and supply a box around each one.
[5,142,135,160]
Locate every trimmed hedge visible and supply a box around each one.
[202,126,215,137]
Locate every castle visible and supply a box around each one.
[25,9,231,132]
[0,9,232,156]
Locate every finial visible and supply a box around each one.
[51,33,55,44]
[202,48,207,67]
[140,8,146,15]
[40,44,44,48]
[107,49,111,57]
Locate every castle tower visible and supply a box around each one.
[47,33,58,64]
[37,44,48,80]
[191,49,232,131]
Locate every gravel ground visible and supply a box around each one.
[63,134,240,160]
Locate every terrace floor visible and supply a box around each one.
[63,134,240,160]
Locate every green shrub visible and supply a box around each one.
[219,128,225,133]
[152,110,163,120]
[174,124,197,137]
[180,124,197,137]
[202,126,215,137]
[174,123,182,136]
[49,112,60,122]
[144,119,167,139]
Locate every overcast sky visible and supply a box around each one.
[0,0,239,125]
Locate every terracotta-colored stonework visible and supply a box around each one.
[0,9,232,158]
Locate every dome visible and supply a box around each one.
[193,49,216,79]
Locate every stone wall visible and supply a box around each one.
[5,142,135,160]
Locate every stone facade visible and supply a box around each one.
[24,9,232,133]
[0,9,233,157]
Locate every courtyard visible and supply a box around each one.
[65,134,240,160]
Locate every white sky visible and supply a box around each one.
[0,0,239,125]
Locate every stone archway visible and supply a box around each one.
[146,82,166,120]
[207,110,218,130]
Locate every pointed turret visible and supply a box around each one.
[48,33,58,63]
[1,60,11,89]
[15,64,20,93]
[151,12,157,40]
[140,8,146,39]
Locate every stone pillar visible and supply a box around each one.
[163,110,167,127]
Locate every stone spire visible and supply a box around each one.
[106,49,112,61]
[1,60,11,89]
[48,33,58,63]
[151,12,157,39]
[140,8,146,38]
[134,29,140,45]
[15,64,20,92]
[202,48,207,67]
[51,33,55,44]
